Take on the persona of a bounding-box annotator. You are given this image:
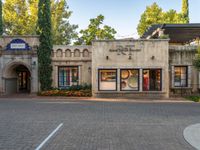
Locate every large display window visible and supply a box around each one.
[143,69,161,91]
[120,69,139,91]
[99,69,117,91]
[58,66,79,87]
[174,66,187,87]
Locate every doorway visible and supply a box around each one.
[16,65,31,93]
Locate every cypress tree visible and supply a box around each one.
[37,0,53,91]
[182,0,189,23]
[0,0,3,35]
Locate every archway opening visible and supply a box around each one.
[5,64,31,95]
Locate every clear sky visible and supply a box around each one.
[68,0,200,38]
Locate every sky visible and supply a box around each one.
[67,0,200,39]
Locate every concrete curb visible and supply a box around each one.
[184,123,200,150]
[0,96,195,103]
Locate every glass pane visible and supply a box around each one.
[121,69,139,91]
[181,80,187,87]
[143,69,161,91]
[174,66,187,87]
[58,66,79,87]
[143,70,150,91]
[99,70,117,91]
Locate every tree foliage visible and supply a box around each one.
[137,3,163,36]
[137,1,190,36]
[75,15,117,45]
[0,0,2,35]
[37,0,53,91]
[182,0,189,23]
[194,47,200,70]
[3,0,77,44]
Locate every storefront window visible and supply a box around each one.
[143,69,161,91]
[120,69,139,91]
[58,66,79,87]
[99,69,117,91]
[174,66,187,87]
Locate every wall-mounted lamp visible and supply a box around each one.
[129,56,132,60]
[106,56,109,60]
[31,61,36,69]
[151,56,155,60]
[88,67,91,72]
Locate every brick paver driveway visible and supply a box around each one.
[0,98,199,150]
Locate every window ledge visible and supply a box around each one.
[171,87,192,89]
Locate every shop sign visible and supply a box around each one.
[6,39,31,50]
[109,45,142,55]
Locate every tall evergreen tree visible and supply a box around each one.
[182,0,189,23]
[0,0,3,35]
[37,0,53,91]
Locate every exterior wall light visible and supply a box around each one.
[88,67,91,72]
[151,56,155,60]
[129,56,132,60]
[106,56,109,60]
[31,61,36,69]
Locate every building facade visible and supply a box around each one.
[0,24,199,98]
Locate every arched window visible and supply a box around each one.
[74,49,80,57]
[56,49,63,57]
[83,49,89,57]
[65,49,71,57]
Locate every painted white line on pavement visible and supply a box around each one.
[35,123,63,150]
[183,123,200,150]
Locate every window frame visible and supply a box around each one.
[174,66,188,87]
[142,69,162,91]
[58,66,79,88]
[120,69,140,91]
[98,69,118,91]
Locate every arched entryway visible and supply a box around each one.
[3,63,31,95]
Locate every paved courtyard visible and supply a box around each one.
[0,98,200,150]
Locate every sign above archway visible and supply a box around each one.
[6,39,31,50]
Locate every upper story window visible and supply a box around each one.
[174,66,187,87]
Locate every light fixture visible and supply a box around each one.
[106,56,109,60]
[88,67,91,72]
[129,56,132,60]
[151,56,155,60]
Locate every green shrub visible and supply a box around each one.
[185,96,200,102]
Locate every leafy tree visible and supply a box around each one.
[194,47,200,70]
[137,1,190,36]
[0,0,2,35]
[3,0,77,44]
[163,9,183,24]
[75,15,117,45]
[182,0,189,23]
[137,3,163,36]
[51,0,78,45]
[37,0,53,91]
[3,0,31,35]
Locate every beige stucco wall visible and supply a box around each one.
[52,45,92,88]
[92,39,169,98]
[169,45,198,95]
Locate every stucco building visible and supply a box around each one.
[0,24,199,98]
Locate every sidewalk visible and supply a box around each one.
[0,94,193,103]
